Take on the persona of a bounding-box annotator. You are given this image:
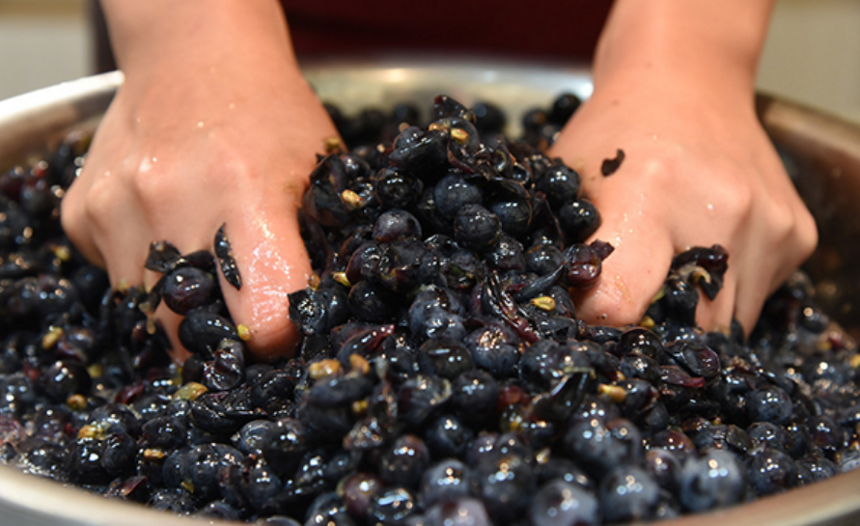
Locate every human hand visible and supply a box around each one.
[550,79,817,335]
[60,2,337,361]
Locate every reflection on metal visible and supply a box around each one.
[0,60,859,526]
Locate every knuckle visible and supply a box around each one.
[718,183,753,220]
[795,209,819,259]
[83,177,118,223]
[130,169,171,203]
[766,201,796,241]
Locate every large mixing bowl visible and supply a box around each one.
[1,60,860,526]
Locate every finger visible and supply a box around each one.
[216,200,313,361]
[767,208,819,296]
[572,212,675,328]
[59,176,106,269]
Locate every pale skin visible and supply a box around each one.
[61,0,818,362]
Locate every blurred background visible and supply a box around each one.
[0,0,857,123]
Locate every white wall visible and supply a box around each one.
[0,0,91,100]
[758,0,860,123]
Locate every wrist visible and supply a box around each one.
[101,0,297,82]
[591,0,775,111]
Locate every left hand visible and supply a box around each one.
[549,78,818,334]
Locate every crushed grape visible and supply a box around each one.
[0,94,856,526]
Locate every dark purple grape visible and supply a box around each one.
[418,338,473,380]
[473,453,536,521]
[807,414,843,456]
[661,276,699,326]
[231,419,272,456]
[198,500,241,521]
[524,243,563,276]
[374,168,423,210]
[535,165,581,208]
[598,466,659,523]
[432,95,472,121]
[261,417,307,477]
[42,360,90,402]
[747,448,799,496]
[346,241,382,285]
[305,492,350,526]
[178,310,238,358]
[569,395,622,424]
[388,128,449,181]
[380,435,430,488]
[548,93,582,124]
[7,274,79,318]
[483,233,524,271]
[141,416,187,451]
[747,421,790,452]
[420,459,470,506]
[666,340,721,378]
[348,281,400,323]
[295,402,353,444]
[679,448,745,512]
[424,414,474,459]
[530,479,600,526]
[187,444,244,500]
[473,101,506,135]
[250,369,295,413]
[746,385,793,424]
[424,498,491,526]
[342,473,383,520]
[100,432,137,477]
[148,488,197,514]
[488,196,533,239]
[562,418,642,477]
[368,487,417,525]
[798,456,839,482]
[88,404,141,437]
[373,240,426,293]
[202,340,246,391]
[451,369,499,422]
[288,287,349,337]
[522,108,549,135]
[691,424,751,454]
[452,204,501,252]
[650,430,696,462]
[307,371,374,407]
[564,241,613,289]
[464,326,518,379]
[66,438,111,485]
[643,447,682,492]
[434,173,482,219]
[373,210,423,243]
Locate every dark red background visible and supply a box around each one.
[93,1,611,71]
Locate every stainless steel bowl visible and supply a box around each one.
[1,59,860,526]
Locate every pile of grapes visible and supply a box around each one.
[0,94,859,526]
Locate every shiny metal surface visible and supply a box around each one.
[0,60,859,526]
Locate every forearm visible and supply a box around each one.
[99,0,298,80]
[594,0,776,105]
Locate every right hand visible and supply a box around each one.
[61,2,338,362]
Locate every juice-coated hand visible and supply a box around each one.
[61,1,337,361]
